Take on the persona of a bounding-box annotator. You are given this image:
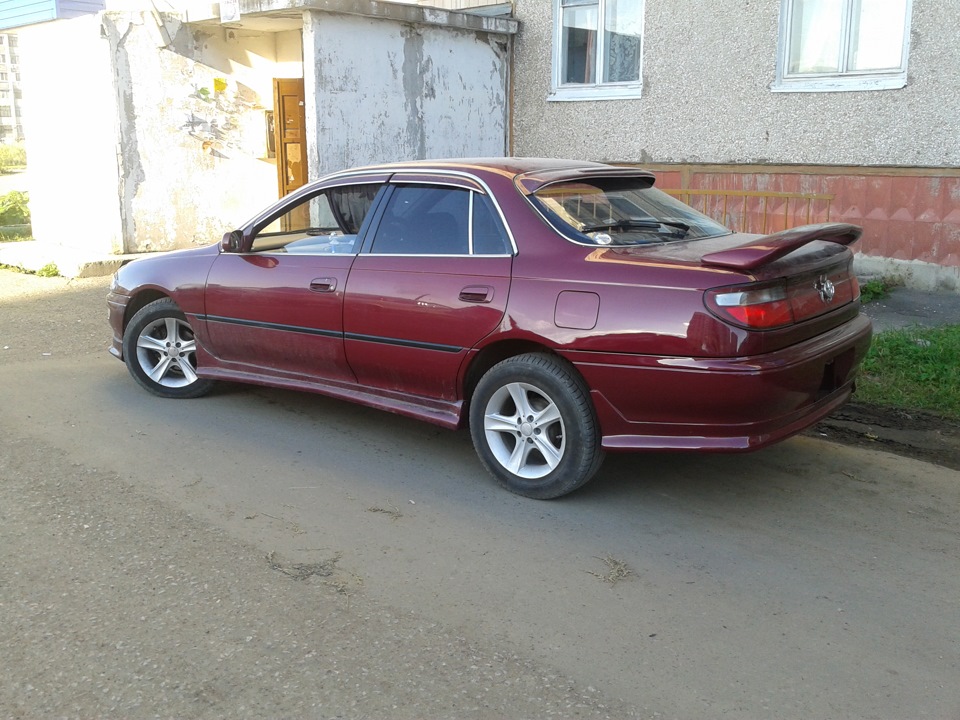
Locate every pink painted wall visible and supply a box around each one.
[654,169,960,268]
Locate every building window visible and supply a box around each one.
[774,0,912,92]
[0,55,6,63]
[0,107,11,117]
[10,55,17,65]
[0,73,7,81]
[550,0,644,101]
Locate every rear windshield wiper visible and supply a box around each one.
[580,219,690,236]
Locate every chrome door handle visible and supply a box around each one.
[309,277,337,293]
[459,285,494,303]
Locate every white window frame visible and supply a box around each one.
[549,0,644,102]
[772,0,912,93]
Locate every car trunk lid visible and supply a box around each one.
[694,224,861,332]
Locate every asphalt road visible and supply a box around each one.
[1,271,959,719]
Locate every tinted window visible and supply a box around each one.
[472,193,511,255]
[372,186,470,255]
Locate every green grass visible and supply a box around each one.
[859,278,891,303]
[856,325,960,420]
[35,262,59,277]
[0,261,58,277]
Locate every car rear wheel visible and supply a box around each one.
[469,353,604,499]
[122,298,215,399]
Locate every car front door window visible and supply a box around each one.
[251,183,383,255]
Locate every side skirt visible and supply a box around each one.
[197,365,463,430]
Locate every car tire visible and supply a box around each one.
[469,353,604,499]
[122,298,215,399]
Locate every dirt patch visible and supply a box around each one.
[810,401,960,471]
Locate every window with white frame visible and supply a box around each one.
[551,0,644,101]
[774,0,912,92]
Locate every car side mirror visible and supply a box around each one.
[221,230,243,253]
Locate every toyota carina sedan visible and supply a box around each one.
[107,158,872,498]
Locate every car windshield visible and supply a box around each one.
[530,179,731,246]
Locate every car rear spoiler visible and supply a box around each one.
[515,166,656,194]
[700,223,863,271]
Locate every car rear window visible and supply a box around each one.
[530,178,731,246]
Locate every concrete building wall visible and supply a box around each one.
[511,0,960,168]
[17,14,124,254]
[304,10,510,178]
[20,12,300,254]
[102,12,298,252]
[510,0,960,289]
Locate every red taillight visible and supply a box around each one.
[706,281,795,329]
[706,265,856,330]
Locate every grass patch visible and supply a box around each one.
[0,261,58,277]
[859,275,901,304]
[0,231,32,243]
[35,262,59,277]
[856,325,960,420]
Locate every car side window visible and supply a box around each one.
[472,193,511,255]
[371,186,469,256]
[251,183,382,254]
[370,185,511,256]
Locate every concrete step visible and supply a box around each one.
[0,241,147,278]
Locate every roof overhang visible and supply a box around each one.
[184,0,518,35]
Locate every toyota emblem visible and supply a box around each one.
[815,275,836,303]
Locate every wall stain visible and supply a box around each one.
[401,26,427,159]
[105,15,145,251]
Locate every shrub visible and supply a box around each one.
[0,190,29,225]
[0,141,26,170]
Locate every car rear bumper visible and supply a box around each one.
[562,314,873,452]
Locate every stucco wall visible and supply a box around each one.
[102,12,298,252]
[18,15,124,254]
[20,12,300,254]
[303,11,510,178]
[511,0,960,168]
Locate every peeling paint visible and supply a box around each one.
[402,28,427,159]
[105,15,146,250]
[306,11,510,178]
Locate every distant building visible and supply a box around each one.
[0,32,23,142]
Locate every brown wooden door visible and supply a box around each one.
[273,78,307,198]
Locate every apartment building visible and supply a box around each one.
[0,32,22,142]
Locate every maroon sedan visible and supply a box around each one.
[107,158,871,498]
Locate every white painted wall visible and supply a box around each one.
[20,12,303,253]
[103,13,303,251]
[18,14,124,254]
[18,6,511,255]
[303,10,510,178]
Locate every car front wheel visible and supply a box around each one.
[469,353,604,499]
[122,298,215,399]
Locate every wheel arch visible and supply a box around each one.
[123,289,172,331]
[461,339,565,421]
